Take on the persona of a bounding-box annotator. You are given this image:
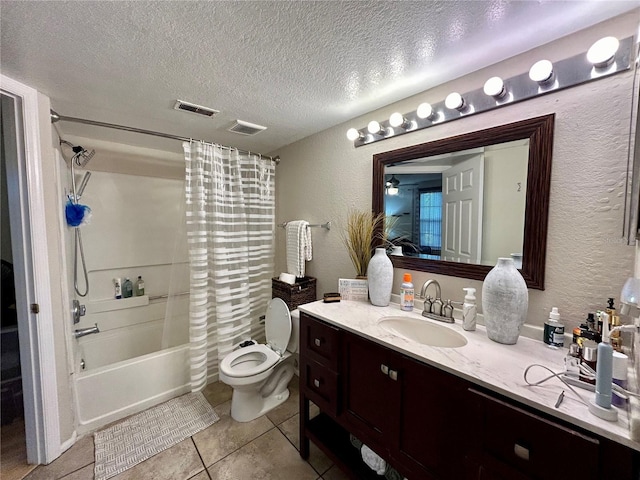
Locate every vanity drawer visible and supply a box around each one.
[301,358,339,415]
[300,313,340,371]
[468,388,600,480]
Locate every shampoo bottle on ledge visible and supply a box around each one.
[122,278,133,298]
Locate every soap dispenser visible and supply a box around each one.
[462,288,476,331]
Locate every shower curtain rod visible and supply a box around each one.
[49,110,280,164]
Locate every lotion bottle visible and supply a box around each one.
[462,287,476,331]
[543,307,564,348]
[400,273,414,311]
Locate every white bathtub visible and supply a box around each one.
[74,337,191,434]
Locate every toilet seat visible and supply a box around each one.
[220,344,280,378]
[264,298,291,355]
[220,297,293,379]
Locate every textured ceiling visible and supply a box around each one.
[1,1,637,155]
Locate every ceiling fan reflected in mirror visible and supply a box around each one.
[386,175,400,195]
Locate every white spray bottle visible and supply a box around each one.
[462,288,476,331]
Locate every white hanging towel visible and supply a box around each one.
[286,220,312,278]
[361,444,387,475]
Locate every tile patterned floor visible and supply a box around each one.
[22,379,350,480]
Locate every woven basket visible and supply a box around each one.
[272,276,317,311]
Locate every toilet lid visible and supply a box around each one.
[265,298,291,354]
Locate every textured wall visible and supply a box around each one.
[273,13,639,333]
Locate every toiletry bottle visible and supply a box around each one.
[114,278,122,299]
[586,312,596,333]
[462,287,476,331]
[612,351,628,407]
[543,307,564,348]
[580,340,598,384]
[606,297,616,319]
[122,278,133,298]
[400,273,414,311]
[135,275,145,296]
[610,314,622,352]
[594,340,614,409]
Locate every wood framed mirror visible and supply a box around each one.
[372,114,554,290]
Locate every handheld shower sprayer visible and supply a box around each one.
[59,138,94,297]
[77,172,92,198]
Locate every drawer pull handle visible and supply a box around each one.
[389,369,398,381]
[313,379,320,388]
[381,364,389,375]
[514,443,530,461]
[314,338,322,347]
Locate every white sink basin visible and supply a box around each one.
[378,316,468,348]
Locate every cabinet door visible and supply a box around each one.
[341,333,400,450]
[393,355,468,479]
[468,388,600,480]
[464,456,531,480]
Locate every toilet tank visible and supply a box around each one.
[286,309,300,353]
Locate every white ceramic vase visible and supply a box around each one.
[482,257,528,344]
[367,248,393,307]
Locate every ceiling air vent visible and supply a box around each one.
[228,120,267,136]
[174,100,219,118]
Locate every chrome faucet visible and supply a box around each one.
[74,323,100,338]
[419,279,454,323]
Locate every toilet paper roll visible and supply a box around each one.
[279,273,296,285]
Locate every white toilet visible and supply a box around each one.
[219,297,300,422]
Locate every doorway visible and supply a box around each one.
[1,92,37,479]
[1,75,64,469]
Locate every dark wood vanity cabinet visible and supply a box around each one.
[341,332,468,479]
[299,312,639,480]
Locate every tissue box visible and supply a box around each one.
[272,276,316,311]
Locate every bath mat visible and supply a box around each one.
[93,392,219,480]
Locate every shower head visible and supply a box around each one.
[59,139,96,167]
[73,148,95,168]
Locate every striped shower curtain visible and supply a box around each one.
[183,141,275,392]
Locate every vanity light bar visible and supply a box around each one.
[347,36,634,147]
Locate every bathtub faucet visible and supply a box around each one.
[74,323,100,339]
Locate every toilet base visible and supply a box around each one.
[227,361,295,422]
[230,387,290,422]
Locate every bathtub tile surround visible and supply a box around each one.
[26,379,344,480]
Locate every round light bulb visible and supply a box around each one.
[445,92,464,110]
[346,128,361,141]
[587,36,619,68]
[368,120,383,135]
[389,112,405,128]
[529,60,554,83]
[416,102,433,119]
[483,76,505,98]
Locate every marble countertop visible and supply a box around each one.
[298,299,639,452]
